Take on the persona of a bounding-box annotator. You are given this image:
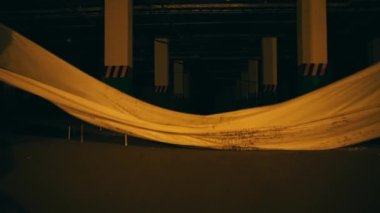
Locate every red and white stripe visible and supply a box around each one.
[155,85,168,93]
[263,84,277,93]
[105,65,131,78]
[301,63,328,76]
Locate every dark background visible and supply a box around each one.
[1,0,380,114]
[1,2,380,212]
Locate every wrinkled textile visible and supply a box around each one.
[1,24,379,150]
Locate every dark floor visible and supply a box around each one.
[1,100,380,212]
[1,133,380,213]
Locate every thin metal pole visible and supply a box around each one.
[80,123,84,143]
[67,125,71,141]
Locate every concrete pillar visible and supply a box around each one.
[184,72,190,99]
[152,38,170,108]
[262,37,278,104]
[369,38,380,65]
[297,0,328,94]
[104,0,133,93]
[240,71,249,100]
[248,59,259,101]
[173,60,184,98]
[154,38,169,93]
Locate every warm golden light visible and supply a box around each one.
[0,24,380,150]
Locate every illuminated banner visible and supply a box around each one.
[1,24,380,150]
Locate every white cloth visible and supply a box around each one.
[1,24,379,150]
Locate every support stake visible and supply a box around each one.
[124,134,128,147]
[67,125,71,141]
[80,123,84,144]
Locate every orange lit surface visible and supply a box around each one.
[1,24,380,150]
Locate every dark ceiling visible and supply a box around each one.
[1,0,379,75]
[1,0,380,109]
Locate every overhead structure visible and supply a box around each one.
[297,0,328,74]
[261,37,278,105]
[297,0,328,93]
[154,38,169,93]
[248,59,259,99]
[104,0,133,92]
[262,37,277,93]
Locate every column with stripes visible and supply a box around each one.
[240,70,249,101]
[104,0,133,93]
[262,37,278,104]
[297,0,328,95]
[248,59,259,105]
[154,38,169,94]
[173,60,184,99]
[174,60,190,111]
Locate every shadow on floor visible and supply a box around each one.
[0,137,27,213]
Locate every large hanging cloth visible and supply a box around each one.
[0,24,379,150]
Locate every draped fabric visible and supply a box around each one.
[0,24,379,150]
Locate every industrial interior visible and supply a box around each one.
[0,0,380,212]
[1,0,379,114]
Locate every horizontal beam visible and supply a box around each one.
[1,1,378,18]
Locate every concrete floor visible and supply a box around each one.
[1,133,380,213]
